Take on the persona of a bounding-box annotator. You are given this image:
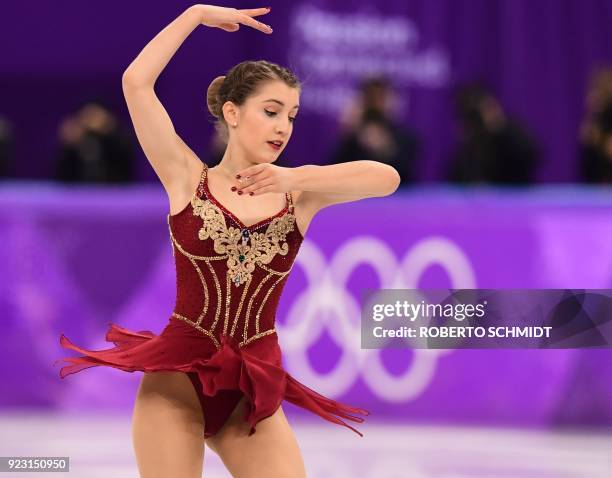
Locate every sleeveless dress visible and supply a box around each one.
[55,162,369,438]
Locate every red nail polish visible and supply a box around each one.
[236,174,241,179]
[231,186,237,191]
[237,190,243,195]
[249,192,254,196]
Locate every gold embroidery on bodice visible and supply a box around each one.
[191,196,296,287]
[166,164,299,349]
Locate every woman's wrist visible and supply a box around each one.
[185,4,205,23]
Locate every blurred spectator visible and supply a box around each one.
[448,83,539,185]
[0,116,14,177]
[55,101,135,183]
[329,76,420,186]
[579,67,612,184]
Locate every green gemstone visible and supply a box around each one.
[239,254,245,262]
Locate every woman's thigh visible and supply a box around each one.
[132,371,205,478]
[206,397,307,478]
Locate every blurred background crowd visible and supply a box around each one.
[2,68,612,187]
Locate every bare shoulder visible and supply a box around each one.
[290,190,314,237]
[166,141,207,216]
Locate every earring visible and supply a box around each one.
[233,122,237,127]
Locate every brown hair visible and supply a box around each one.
[206,60,301,142]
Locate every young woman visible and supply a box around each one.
[56,5,400,477]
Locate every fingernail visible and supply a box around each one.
[267,6,271,11]
[236,174,241,179]
[237,190,243,195]
[249,192,254,196]
[231,186,237,191]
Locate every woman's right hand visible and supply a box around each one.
[194,5,272,34]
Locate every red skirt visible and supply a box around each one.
[55,318,369,438]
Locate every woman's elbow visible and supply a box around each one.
[380,164,401,196]
[122,70,150,90]
[121,69,137,86]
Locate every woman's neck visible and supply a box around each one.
[215,144,257,178]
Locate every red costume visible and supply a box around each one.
[56,162,369,437]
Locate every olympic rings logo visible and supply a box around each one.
[278,235,476,402]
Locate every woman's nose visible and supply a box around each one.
[276,121,289,134]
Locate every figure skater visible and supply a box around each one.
[56,5,400,477]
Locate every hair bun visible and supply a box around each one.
[206,75,226,118]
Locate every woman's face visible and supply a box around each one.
[227,80,300,164]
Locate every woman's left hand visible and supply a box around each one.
[233,163,297,196]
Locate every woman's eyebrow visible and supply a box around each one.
[262,99,300,110]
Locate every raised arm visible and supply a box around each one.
[121,4,272,194]
[122,6,204,192]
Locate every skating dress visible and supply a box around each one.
[56,162,369,438]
